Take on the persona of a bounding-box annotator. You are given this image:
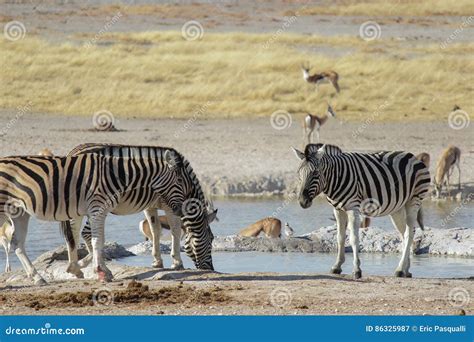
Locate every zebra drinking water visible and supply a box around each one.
[292,144,430,279]
[61,144,216,279]
[0,151,188,283]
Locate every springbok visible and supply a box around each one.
[416,152,430,168]
[303,104,336,144]
[138,198,218,241]
[301,62,340,93]
[434,146,461,198]
[238,218,282,238]
[1,148,54,273]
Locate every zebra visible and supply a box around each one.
[292,143,431,279]
[61,143,217,277]
[0,151,189,283]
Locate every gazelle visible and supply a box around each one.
[416,152,430,168]
[301,62,340,93]
[139,198,218,241]
[238,218,282,238]
[303,104,336,144]
[434,146,461,198]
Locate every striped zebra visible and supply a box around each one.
[0,149,208,284]
[61,144,217,277]
[292,144,430,279]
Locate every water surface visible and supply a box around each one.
[1,197,472,278]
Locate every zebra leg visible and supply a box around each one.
[144,208,164,269]
[347,210,361,279]
[65,218,85,278]
[446,172,451,197]
[1,235,10,273]
[77,218,94,269]
[330,208,347,275]
[166,210,184,270]
[401,204,418,278]
[10,214,46,285]
[457,163,461,190]
[389,208,410,277]
[88,213,113,282]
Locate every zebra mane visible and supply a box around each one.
[305,144,342,157]
[70,143,209,209]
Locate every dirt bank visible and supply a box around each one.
[0,113,472,197]
[0,270,471,315]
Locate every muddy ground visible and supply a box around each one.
[0,271,472,315]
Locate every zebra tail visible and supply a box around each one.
[60,221,75,250]
[417,206,424,231]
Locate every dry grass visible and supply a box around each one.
[1,31,472,121]
[292,0,474,17]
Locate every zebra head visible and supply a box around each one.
[292,144,326,209]
[182,198,214,270]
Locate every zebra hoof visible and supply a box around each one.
[330,267,342,275]
[394,270,404,278]
[97,267,113,283]
[66,264,84,278]
[34,277,47,286]
[353,270,362,279]
[152,260,164,269]
[171,263,184,270]
[404,271,412,278]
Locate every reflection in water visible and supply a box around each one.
[1,197,472,276]
[117,252,473,279]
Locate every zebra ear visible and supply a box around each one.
[305,143,325,156]
[292,147,305,160]
[164,150,181,169]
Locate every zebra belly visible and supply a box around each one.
[327,196,407,217]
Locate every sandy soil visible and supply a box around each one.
[0,271,472,315]
[0,112,472,196]
[2,0,473,47]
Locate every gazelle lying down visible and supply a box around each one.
[238,218,283,238]
[1,148,55,274]
[434,146,461,198]
[139,216,183,240]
